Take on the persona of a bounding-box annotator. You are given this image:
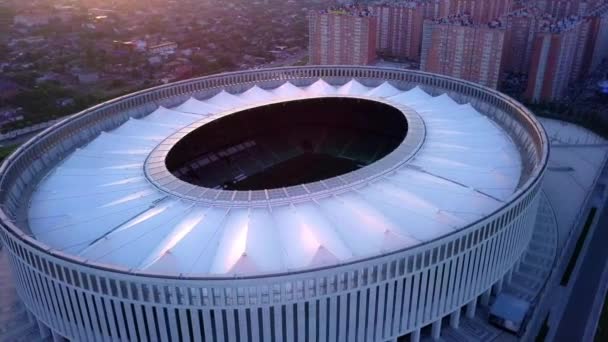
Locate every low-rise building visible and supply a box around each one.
[149,41,178,55]
[0,79,20,102]
[0,107,24,125]
[76,71,100,85]
[13,13,51,27]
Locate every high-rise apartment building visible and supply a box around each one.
[572,16,593,81]
[567,2,608,80]
[421,15,506,88]
[501,7,554,74]
[523,2,608,102]
[544,0,582,17]
[531,0,606,17]
[583,2,608,73]
[422,0,452,20]
[307,1,607,100]
[309,8,378,65]
[371,0,459,61]
[450,0,514,22]
[371,2,426,60]
[524,17,581,102]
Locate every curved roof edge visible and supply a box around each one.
[0,66,550,280]
[144,94,425,206]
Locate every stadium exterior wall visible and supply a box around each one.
[0,66,548,342]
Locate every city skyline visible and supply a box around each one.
[307,0,608,100]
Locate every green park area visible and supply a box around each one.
[0,144,19,161]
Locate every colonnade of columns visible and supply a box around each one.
[31,248,523,342]
[400,258,519,342]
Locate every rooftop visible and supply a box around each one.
[27,78,526,277]
[313,5,374,17]
[427,14,504,28]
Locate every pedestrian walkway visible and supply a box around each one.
[540,117,605,146]
[420,193,559,341]
[504,194,558,303]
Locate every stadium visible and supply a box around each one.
[0,66,548,342]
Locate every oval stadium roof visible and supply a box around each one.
[28,79,522,277]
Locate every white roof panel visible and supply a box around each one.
[304,79,338,96]
[112,118,178,139]
[365,81,401,98]
[27,78,525,276]
[337,79,372,95]
[271,81,305,99]
[143,106,202,126]
[175,97,222,115]
[154,206,230,275]
[388,86,432,105]
[240,85,276,102]
[205,90,250,109]
[242,208,285,273]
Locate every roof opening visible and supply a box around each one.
[165,97,407,190]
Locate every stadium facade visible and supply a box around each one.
[0,66,548,342]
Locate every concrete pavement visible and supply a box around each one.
[552,204,608,341]
[520,118,608,342]
[419,193,559,342]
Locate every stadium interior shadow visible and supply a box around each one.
[165,97,408,190]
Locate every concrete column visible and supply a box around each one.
[450,309,461,329]
[37,320,50,339]
[466,297,477,318]
[51,330,64,342]
[410,328,421,342]
[431,320,442,340]
[493,278,504,295]
[480,289,491,306]
[505,268,513,285]
[513,258,522,272]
